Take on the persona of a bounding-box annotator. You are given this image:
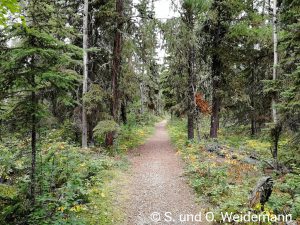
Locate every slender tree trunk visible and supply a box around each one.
[187,45,195,140]
[251,93,256,135]
[271,0,281,166]
[262,0,266,16]
[111,0,124,121]
[209,1,226,138]
[105,0,123,147]
[195,112,201,142]
[184,6,195,140]
[121,100,127,124]
[251,118,256,136]
[272,0,278,124]
[250,65,256,136]
[187,113,194,139]
[271,123,282,170]
[210,54,221,138]
[82,0,89,148]
[30,75,37,205]
[139,81,145,114]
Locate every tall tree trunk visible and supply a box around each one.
[187,44,195,140]
[272,0,278,124]
[139,81,145,114]
[111,0,124,121]
[271,0,281,166]
[82,0,89,148]
[208,0,228,138]
[210,54,221,138]
[184,5,195,140]
[30,74,37,205]
[250,64,256,136]
[195,112,201,142]
[251,119,256,136]
[271,123,282,170]
[105,0,123,147]
[121,100,127,124]
[251,94,256,136]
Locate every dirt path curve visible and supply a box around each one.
[121,120,208,225]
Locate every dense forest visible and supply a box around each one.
[0,0,299,224]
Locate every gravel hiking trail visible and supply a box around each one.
[119,120,209,225]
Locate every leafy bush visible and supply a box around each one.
[93,119,120,143]
[268,166,300,219]
[0,132,117,225]
[291,196,300,219]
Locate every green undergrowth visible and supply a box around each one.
[0,138,121,225]
[168,118,300,224]
[0,115,158,225]
[218,127,298,164]
[195,117,296,163]
[116,123,155,153]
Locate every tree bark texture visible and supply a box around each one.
[184,5,195,140]
[272,0,278,124]
[210,53,222,138]
[82,0,89,148]
[30,74,37,205]
[111,0,124,121]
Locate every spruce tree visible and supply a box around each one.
[0,0,80,203]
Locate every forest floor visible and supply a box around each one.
[166,118,300,224]
[116,120,208,225]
